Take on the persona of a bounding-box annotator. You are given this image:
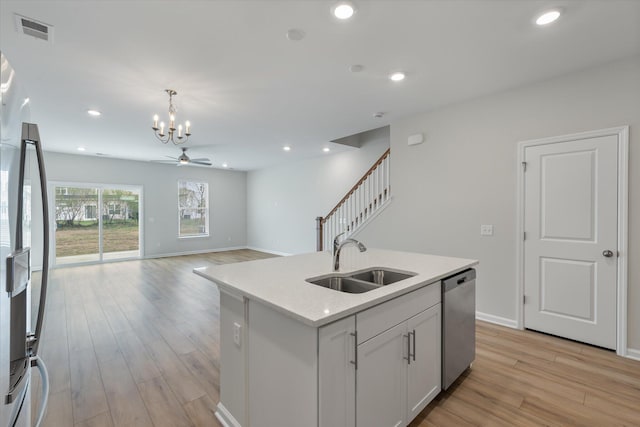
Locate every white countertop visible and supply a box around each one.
[194,248,478,327]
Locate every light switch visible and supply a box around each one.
[233,322,242,347]
[480,225,494,236]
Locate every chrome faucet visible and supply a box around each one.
[332,232,367,271]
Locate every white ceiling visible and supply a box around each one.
[1,0,639,170]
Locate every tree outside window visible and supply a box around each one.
[178,180,209,237]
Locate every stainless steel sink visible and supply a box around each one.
[307,276,379,294]
[306,268,417,293]
[349,268,416,285]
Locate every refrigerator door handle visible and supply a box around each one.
[31,356,50,427]
[19,123,51,358]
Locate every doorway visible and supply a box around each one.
[517,127,628,354]
[52,183,142,265]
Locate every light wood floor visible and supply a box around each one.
[30,250,640,427]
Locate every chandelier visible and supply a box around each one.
[152,89,191,145]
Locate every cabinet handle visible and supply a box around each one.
[404,334,411,365]
[350,332,358,370]
[410,330,416,361]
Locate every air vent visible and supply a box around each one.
[14,14,54,43]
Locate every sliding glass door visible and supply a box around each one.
[54,186,100,264]
[53,183,141,265]
[102,189,140,260]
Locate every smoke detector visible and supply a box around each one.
[14,14,54,43]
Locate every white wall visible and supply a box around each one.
[246,127,390,255]
[30,152,247,265]
[356,56,640,351]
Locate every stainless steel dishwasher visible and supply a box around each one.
[442,268,476,390]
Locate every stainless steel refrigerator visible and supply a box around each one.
[1,53,50,427]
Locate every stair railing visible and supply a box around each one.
[316,148,391,251]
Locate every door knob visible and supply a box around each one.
[602,250,614,258]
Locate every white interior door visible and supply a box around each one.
[523,135,618,349]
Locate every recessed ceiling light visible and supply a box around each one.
[332,2,356,20]
[389,72,405,82]
[77,147,86,152]
[283,145,291,151]
[87,109,101,116]
[536,9,561,26]
[323,147,330,153]
[349,64,364,73]
[373,112,385,118]
[222,163,228,168]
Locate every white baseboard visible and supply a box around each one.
[246,246,292,256]
[625,348,640,361]
[145,246,247,259]
[476,311,518,329]
[215,403,242,427]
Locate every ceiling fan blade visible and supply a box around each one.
[164,155,178,160]
[151,160,178,164]
[191,160,212,166]
[189,158,211,162]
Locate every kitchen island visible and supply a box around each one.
[194,248,477,427]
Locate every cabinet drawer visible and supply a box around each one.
[357,282,441,344]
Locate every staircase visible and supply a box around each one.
[316,148,391,251]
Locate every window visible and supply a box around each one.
[178,180,209,237]
[108,202,121,216]
[85,205,97,219]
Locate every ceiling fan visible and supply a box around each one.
[154,147,212,166]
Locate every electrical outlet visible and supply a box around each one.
[480,225,494,236]
[233,322,241,347]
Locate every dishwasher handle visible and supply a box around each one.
[443,269,476,292]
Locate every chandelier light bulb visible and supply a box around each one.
[159,122,165,136]
[153,114,159,129]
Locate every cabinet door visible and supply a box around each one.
[319,316,356,427]
[406,304,441,421]
[356,322,407,427]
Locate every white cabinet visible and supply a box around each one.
[220,282,442,427]
[319,316,356,427]
[356,322,408,427]
[355,304,441,427]
[407,304,441,420]
[319,284,442,427]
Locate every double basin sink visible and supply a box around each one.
[306,268,417,294]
